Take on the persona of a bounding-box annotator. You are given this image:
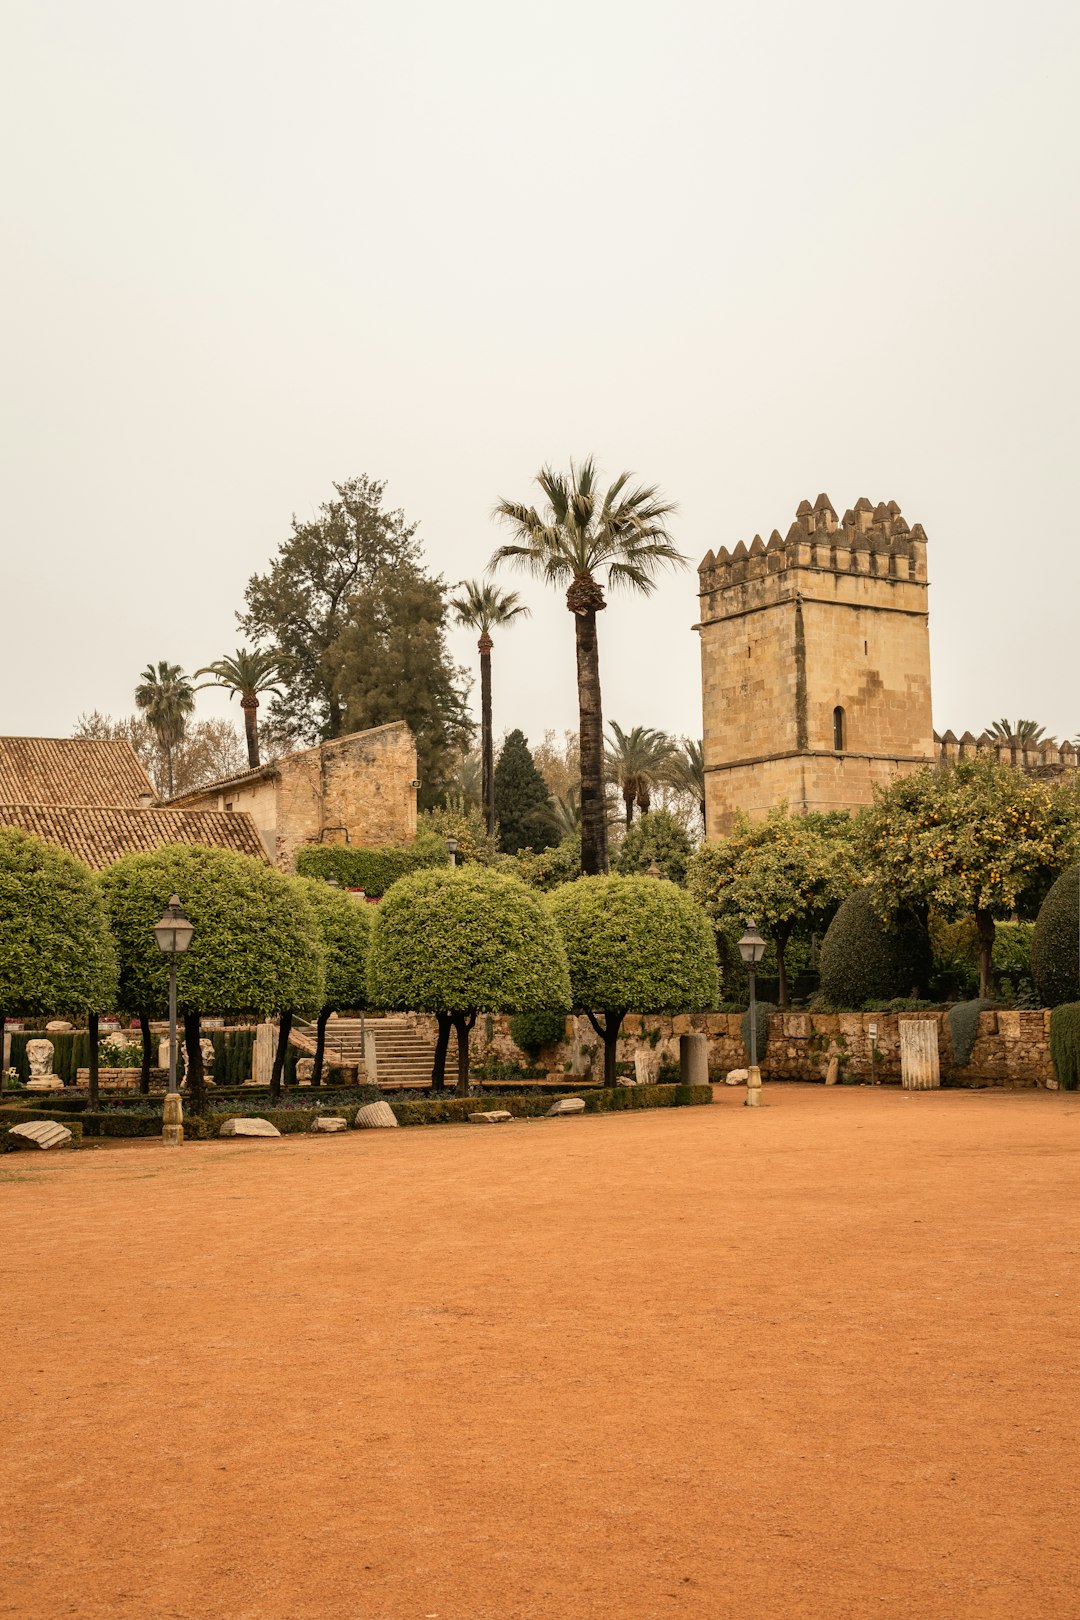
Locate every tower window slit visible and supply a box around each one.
[833,706,846,751]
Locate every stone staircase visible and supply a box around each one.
[292,1016,436,1090]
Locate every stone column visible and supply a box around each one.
[745,1065,762,1106]
[679,1033,708,1087]
[253,1022,277,1086]
[900,1020,940,1090]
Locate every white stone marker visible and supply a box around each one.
[744,1065,762,1107]
[633,1049,655,1087]
[219,1117,281,1138]
[546,1097,586,1117]
[900,1020,940,1090]
[355,1101,398,1128]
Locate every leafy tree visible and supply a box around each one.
[0,829,117,1103]
[195,647,283,768]
[492,457,683,876]
[135,661,195,798]
[687,806,855,1007]
[1031,867,1079,1006]
[859,758,1073,998]
[988,718,1048,747]
[665,737,706,830]
[512,834,582,891]
[417,803,499,865]
[367,866,570,1095]
[494,729,557,854]
[101,845,324,1109]
[444,747,483,810]
[450,581,530,835]
[297,879,372,1083]
[547,875,717,1085]
[617,808,693,885]
[240,475,424,743]
[605,722,675,825]
[329,564,474,806]
[817,888,932,1007]
[531,728,580,804]
[74,711,246,798]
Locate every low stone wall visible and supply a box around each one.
[424,1008,1056,1090]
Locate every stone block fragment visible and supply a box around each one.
[468,1110,513,1123]
[680,1032,709,1086]
[354,1101,398,1128]
[725,1068,748,1085]
[312,1116,348,1132]
[219,1117,281,1138]
[546,1097,585,1117]
[9,1120,72,1150]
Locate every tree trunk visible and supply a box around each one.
[183,1010,204,1112]
[327,694,343,739]
[139,1012,152,1094]
[572,603,608,875]
[480,640,495,837]
[312,1007,329,1085]
[451,1012,476,1097]
[0,1012,6,1091]
[241,695,260,768]
[432,1013,452,1090]
[270,1011,292,1101]
[164,741,174,800]
[586,1010,623,1087]
[623,786,634,827]
[775,926,792,1010]
[637,785,651,816]
[87,1013,99,1107]
[975,908,995,1000]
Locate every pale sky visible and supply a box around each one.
[3,0,1078,754]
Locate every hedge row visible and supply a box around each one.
[295,840,447,896]
[388,1083,713,1126]
[1050,1003,1080,1091]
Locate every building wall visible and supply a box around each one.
[699,495,935,832]
[274,722,417,869]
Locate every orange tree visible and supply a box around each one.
[859,759,1076,998]
[686,806,856,1008]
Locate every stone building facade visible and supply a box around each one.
[697,494,936,832]
[171,721,418,870]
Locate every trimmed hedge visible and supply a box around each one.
[508,1009,569,1054]
[819,890,931,1006]
[389,1083,712,1126]
[947,998,993,1067]
[1032,867,1079,1008]
[1050,1003,1080,1091]
[295,841,447,896]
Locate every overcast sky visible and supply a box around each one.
[3,0,1078,754]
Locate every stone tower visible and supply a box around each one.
[697,494,935,833]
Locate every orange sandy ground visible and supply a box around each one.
[3,1085,1079,1620]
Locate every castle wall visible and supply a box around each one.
[275,722,417,869]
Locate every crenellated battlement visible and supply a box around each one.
[698,493,928,602]
[934,731,1079,776]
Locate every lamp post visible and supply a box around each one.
[447,836,458,868]
[152,894,194,1147]
[738,919,767,1104]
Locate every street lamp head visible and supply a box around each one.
[325,874,340,888]
[447,836,458,857]
[152,894,195,957]
[737,919,767,966]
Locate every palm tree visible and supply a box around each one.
[195,648,283,769]
[551,784,582,839]
[134,662,195,798]
[604,723,676,826]
[988,717,1047,747]
[665,737,706,830]
[491,459,683,874]
[449,581,529,836]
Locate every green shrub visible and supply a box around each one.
[511,836,581,891]
[947,998,993,1067]
[509,1009,569,1054]
[617,810,693,886]
[740,1000,776,1062]
[1032,867,1079,1007]
[1049,1003,1080,1090]
[388,1083,712,1126]
[0,828,117,1020]
[295,840,447,896]
[818,890,932,1007]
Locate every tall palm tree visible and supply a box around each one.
[988,717,1047,748]
[449,581,530,836]
[134,661,195,798]
[551,784,582,839]
[665,737,706,829]
[195,647,283,769]
[491,458,683,874]
[604,722,676,826]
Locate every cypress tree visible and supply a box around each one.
[494,730,558,854]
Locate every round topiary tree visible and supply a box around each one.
[617,809,693,885]
[1032,866,1079,1007]
[366,866,571,1095]
[0,828,118,1098]
[102,845,324,1109]
[297,878,373,1083]
[547,874,718,1086]
[817,889,932,1008]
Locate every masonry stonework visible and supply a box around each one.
[697,494,935,831]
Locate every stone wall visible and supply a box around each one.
[423,1008,1056,1089]
[276,721,417,869]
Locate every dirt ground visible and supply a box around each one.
[3,1085,1079,1620]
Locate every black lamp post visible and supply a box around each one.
[152,894,194,1146]
[738,919,767,1069]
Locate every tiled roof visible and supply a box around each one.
[169,761,277,804]
[0,737,156,807]
[0,805,269,869]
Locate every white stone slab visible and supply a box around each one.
[355,1101,398,1129]
[312,1116,348,1132]
[546,1097,585,1117]
[218,1117,281,1138]
[9,1120,72,1150]
[468,1110,513,1123]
